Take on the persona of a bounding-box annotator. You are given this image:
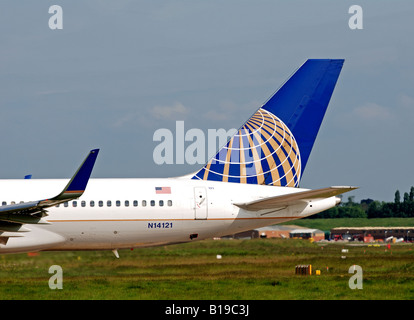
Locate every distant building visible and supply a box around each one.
[228,225,296,239]
[227,225,324,241]
[257,225,297,239]
[330,227,414,241]
[289,228,325,241]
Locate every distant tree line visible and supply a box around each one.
[307,187,414,219]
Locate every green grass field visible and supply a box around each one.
[0,238,413,300]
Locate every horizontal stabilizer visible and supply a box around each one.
[0,232,25,238]
[234,186,357,211]
[0,221,31,232]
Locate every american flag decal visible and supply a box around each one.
[155,187,171,194]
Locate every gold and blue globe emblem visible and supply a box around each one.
[194,108,302,187]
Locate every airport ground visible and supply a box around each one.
[0,230,412,300]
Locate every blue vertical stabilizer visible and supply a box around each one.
[192,59,344,187]
[261,59,344,173]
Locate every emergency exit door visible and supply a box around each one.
[194,187,208,220]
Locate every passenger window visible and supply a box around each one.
[142,200,147,207]
[168,200,172,206]
[73,201,77,207]
[159,200,164,206]
[150,200,155,206]
[116,200,121,207]
[133,200,138,207]
[2,201,6,205]
[90,200,95,207]
[107,200,112,207]
[125,200,129,207]
[11,201,15,204]
[64,202,69,207]
[81,201,86,207]
[99,201,103,207]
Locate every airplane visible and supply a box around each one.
[0,59,356,257]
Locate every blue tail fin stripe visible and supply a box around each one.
[191,59,343,187]
[262,59,344,172]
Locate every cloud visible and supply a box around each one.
[202,110,228,121]
[112,102,189,128]
[400,94,414,109]
[150,102,189,120]
[112,113,136,128]
[202,99,259,122]
[353,102,393,121]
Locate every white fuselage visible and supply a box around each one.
[0,178,337,253]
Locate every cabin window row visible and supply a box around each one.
[1,200,173,207]
[59,200,173,208]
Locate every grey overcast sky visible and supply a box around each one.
[0,1,413,202]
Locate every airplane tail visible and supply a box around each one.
[191,59,344,187]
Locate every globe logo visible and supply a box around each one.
[195,108,301,187]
